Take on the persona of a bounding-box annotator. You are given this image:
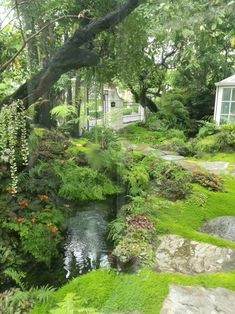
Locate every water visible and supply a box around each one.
[64,200,115,278]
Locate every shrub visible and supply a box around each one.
[83,126,117,149]
[112,214,156,269]
[152,162,192,201]
[197,120,219,138]
[121,164,150,196]
[54,160,119,200]
[192,169,223,191]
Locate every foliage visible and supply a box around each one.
[49,293,99,314]
[54,160,119,200]
[29,129,68,163]
[83,126,117,149]
[3,205,63,264]
[0,101,29,193]
[50,105,79,134]
[158,91,191,131]
[121,163,150,196]
[18,161,61,196]
[112,214,156,268]
[194,125,235,153]
[0,285,55,314]
[197,120,219,138]
[192,169,224,191]
[152,162,192,201]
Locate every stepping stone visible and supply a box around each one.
[155,234,235,274]
[199,161,229,174]
[177,160,201,172]
[200,216,235,242]
[160,285,235,314]
[161,155,184,161]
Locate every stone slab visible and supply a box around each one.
[160,285,235,314]
[161,155,185,161]
[199,161,229,174]
[200,216,235,242]
[155,234,235,274]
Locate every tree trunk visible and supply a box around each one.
[129,85,158,113]
[1,0,141,109]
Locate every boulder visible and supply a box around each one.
[155,234,235,274]
[160,285,235,314]
[199,161,229,174]
[200,216,235,242]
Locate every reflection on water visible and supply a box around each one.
[64,202,112,278]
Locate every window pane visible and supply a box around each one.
[229,115,235,125]
[232,89,235,101]
[222,88,231,101]
[221,102,230,114]
[220,115,229,125]
[230,103,235,114]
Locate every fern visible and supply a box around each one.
[30,285,55,303]
[49,293,100,314]
[51,105,77,120]
[54,160,119,200]
[4,268,26,289]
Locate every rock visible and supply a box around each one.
[199,161,229,174]
[160,151,180,156]
[155,234,235,274]
[200,216,235,242]
[177,160,201,172]
[161,155,185,161]
[160,285,235,314]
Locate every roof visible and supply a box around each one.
[215,75,235,86]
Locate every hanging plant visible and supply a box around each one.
[0,100,29,193]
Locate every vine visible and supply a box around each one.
[0,100,29,193]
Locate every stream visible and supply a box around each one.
[63,198,118,278]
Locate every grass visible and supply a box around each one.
[155,176,235,249]
[30,269,235,314]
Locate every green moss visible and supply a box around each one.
[155,176,235,248]
[30,269,235,314]
[193,152,235,165]
[66,138,100,156]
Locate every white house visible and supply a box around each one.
[214,75,235,125]
[82,85,144,131]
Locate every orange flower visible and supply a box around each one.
[16,216,24,223]
[18,200,29,206]
[38,194,49,201]
[50,227,58,233]
[6,186,15,194]
[47,223,52,227]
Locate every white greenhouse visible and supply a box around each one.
[214,74,235,125]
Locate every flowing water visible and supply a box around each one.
[63,199,116,278]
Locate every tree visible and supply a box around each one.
[0,0,142,109]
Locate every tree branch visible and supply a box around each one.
[0,15,80,73]
[1,0,141,108]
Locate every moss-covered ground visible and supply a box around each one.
[31,125,235,314]
[31,269,235,314]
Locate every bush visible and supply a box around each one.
[197,120,219,138]
[158,90,191,131]
[192,169,223,191]
[121,164,150,196]
[152,162,192,201]
[112,214,155,269]
[83,126,117,149]
[54,160,119,200]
